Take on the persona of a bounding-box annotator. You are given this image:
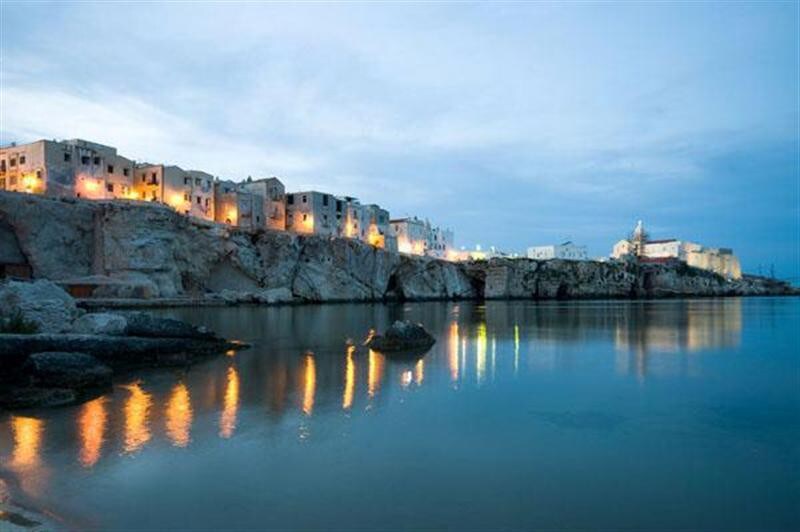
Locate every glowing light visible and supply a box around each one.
[10,416,43,468]
[165,382,193,448]
[400,370,413,388]
[170,194,185,208]
[21,174,37,190]
[219,366,240,438]
[123,383,152,454]
[476,323,487,385]
[368,349,384,398]
[448,322,460,383]
[514,325,520,376]
[343,346,356,410]
[225,349,236,357]
[302,354,316,416]
[227,209,238,225]
[77,396,108,468]
[414,359,424,386]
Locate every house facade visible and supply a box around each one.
[214,180,265,230]
[240,177,286,231]
[0,139,135,199]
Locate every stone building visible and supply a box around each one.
[365,204,397,251]
[0,139,135,199]
[285,191,341,236]
[611,221,741,279]
[239,177,286,231]
[214,180,265,231]
[527,241,588,261]
[391,217,454,258]
[133,165,214,221]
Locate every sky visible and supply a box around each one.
[1,1,798,278]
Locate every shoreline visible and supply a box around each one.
[75,291,800,310]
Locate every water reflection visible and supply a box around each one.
[165,382,193,448]
[77,397,107,468]
[301,354,316,416]
[10,416,43,468]
[343,346,356,410]
[123,383,152,454]
[0,299,748,477]
[219,366,240,438]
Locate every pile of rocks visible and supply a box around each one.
[0,280,246,409]
[367,320,436,354]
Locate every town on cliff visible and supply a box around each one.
[0,137,748,283]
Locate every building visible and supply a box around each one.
[132,165,215,221]
[285,191,341,236]
[611,221,742,279]
[527,241,588,261]
[0,139,135,199]
[391,217,455,259]
[365,204,397,251]
[239,177,286,231]
[214,180,265,230]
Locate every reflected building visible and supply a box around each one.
[165,382,193,448]
[343,346,356,410]
[123,383,153,454]
[78,397,108,468]
[301,354,317,416]
[220,366,240,438]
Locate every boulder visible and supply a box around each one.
[367,320,436,353]
[72,312,128,336]
[23,352,112,390]
[0,280,81,333]
[123,312,217,340]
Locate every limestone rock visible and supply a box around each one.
[256,287,294,304]
[367,320,436,353]
[0,280,81,333]
[123,312,217,340]
[72,312,128,336]
[23,351,112,390]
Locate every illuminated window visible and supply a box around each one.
[184,193,189,201]
[0,178,5,188]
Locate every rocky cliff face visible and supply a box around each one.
[0,192,794,302]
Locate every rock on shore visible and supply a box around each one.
[0,191,796,302]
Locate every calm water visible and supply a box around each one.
[1,298,798,530]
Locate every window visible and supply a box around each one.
[64,153,71,162]
[323,214,328,222]
[205,198,210,206]
[336,200,342,212]
[184,177,190,185]
[107,165,114,173]
[36,170,42,179]
[107,183,114,193]
[0,178,5,188]
[9,158,16,167]
[302,214,308,221]
[302,195,307,203]
[150,190,157,200]
[123,168,129,177]
[0,160,5,172]
[323,195,329,206]
[184,193,190,201]
[10,176,17,185]
[19,155,26,164]
[287,194,294,205]
[195,178,201,185]
[196,196,201,205]
[141,175,146,183]
[81,156,90,165]
[256,216,260,223]
[93,156,100,165]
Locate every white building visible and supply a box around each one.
[133,165,215,221]
[611,221,742,279]
[214,180,265,230]
[391,217,455,259]
[285,191,340,236]
[527,241,588,261]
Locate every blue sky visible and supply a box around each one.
[1,2,797,277]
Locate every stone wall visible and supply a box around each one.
[0,191,794,302]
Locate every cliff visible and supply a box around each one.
[0,191,794,302]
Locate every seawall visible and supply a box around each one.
[0,191,795,303]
